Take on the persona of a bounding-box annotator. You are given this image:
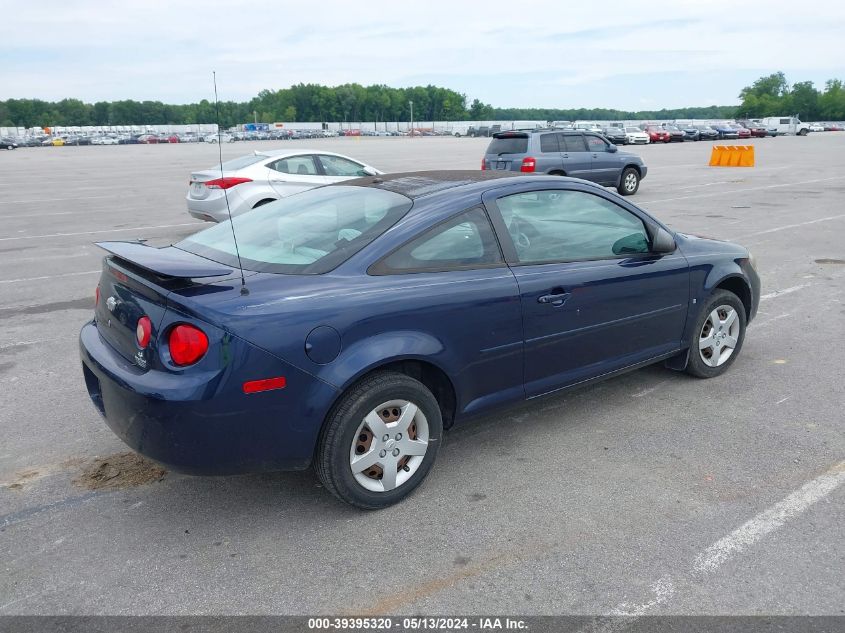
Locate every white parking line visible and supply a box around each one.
[752,312,791,328]
[759,284,812,301]
[0,270,100,284]
[743,214,845,237]
[631,380,668,398]
[0,339,62,350]
[0,195,118,205]
[0,222,199,242]
[595,461,845,622]
[608,577,675,616]
[693,462,845,573]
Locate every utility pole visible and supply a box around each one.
[409,100,414,136]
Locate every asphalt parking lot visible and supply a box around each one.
[1,135,844,616]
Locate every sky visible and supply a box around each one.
[2,0,845,111]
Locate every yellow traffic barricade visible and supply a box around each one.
[709,145,755,167]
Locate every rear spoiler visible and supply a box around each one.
[492,131,529,139]
[95,241,233,278]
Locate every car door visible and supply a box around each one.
[266,154,327,197]
[315,154,371,183]
[483,184,690,398]
[537,132,564,173]
[585,134,620,186]
[367,207,524,415]
[559,133,593,181]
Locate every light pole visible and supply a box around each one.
[409,100,414,136]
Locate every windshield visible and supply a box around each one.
[487,136,529,155]
[177,186,413,274]
[625,127,641,133]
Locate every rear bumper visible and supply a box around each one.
[79,320,338,475]
[185,189,250,223]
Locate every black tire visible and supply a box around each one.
[798,129,808,136]
[685,290,747,379]
[316,371,443,509]
[617,167,640,196]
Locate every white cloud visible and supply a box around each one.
[1,0,844,108]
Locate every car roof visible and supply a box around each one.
[254,148,345,158]
[337,170,602,200]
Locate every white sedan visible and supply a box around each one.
[624,127,651,144]
[92,136,119,145]
[186,149,382,222]
[204,133,234,143]
[808,123,825,132]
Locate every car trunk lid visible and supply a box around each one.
[93,242,240,365]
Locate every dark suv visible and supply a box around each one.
[482,130,648,195]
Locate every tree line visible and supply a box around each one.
[2,74,843,129]
[737,72,845,121]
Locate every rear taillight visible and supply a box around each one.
[204,177,252,190]
[480,158,486,171]
[520,157,536,173]
[136,316,152,348]
[168,324,208,366]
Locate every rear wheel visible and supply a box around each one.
[617,167,640,196]
[685,290,746,378]
[316,371,442,509]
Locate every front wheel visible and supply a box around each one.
[685,290,747,378]
[617,167,640,196]
[316,371,443,509]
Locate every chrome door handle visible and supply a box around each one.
[538,290,570,306]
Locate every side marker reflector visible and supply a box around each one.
[243,377,287,394]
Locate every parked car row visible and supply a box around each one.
[6,118,843,151]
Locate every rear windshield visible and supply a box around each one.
[215,154,266,171]
[487,136,529,155]
[177,186,413,274]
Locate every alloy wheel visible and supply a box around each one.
[699,305,740,367]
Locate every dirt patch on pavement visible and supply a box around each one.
[814,258,845,265]
[1,469,41,491]
[73,452,166,490]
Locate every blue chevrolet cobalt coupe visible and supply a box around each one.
[80,171,760,508]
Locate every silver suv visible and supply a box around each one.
[482,130,648,195]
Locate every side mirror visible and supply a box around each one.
[651,226,676,253]
[607,144,618,153]
[362,166,379,176]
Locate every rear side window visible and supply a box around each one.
[268,155,318,175]
[372,207,503,274]
[540,134,560,152]
[561,135,586,152]
[487,136,528,155]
